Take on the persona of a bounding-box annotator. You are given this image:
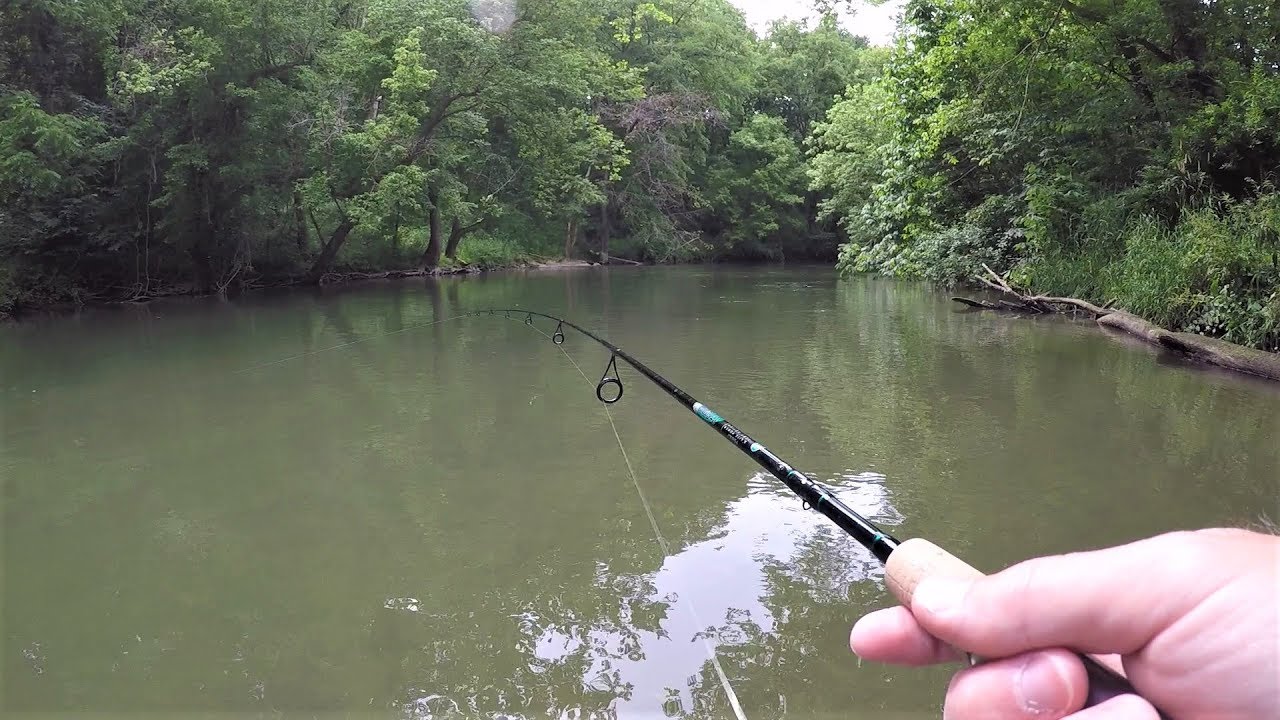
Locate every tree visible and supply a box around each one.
[704,113,808,260]
[0,0,906,311]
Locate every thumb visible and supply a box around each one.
[906,530,1239,659]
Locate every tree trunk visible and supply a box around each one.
[445,218,464,260]
[1158,0,1219,99]
[1117,37,1159,111]
[292,190,308,251]
[419,184,443,270]
[563,217,577,259]
[598,201,611,264]
[803,190,819,235]
[306,218,356,283]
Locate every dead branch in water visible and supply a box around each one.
[951,296,1001,310]
[603,255,644,266]
[953,266,1280,382]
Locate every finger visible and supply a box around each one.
[1065,693,1161,720]
[910,530,1235,658]
[849,606,960,666]
[943,649,1087,720]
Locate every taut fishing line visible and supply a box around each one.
[509,315,747,720]
[486,308,1167,720]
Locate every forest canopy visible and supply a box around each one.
[1,0,877,308]
[2,0,1278,349]
[810,0,1280,349]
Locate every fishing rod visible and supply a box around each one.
[482,308,1167,719]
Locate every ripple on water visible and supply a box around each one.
[745,468,905,526]
[489,468,908,717]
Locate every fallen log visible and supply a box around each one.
[978,264,1055,313]
[1098,312,1280,381]
[956,270,1280,382]
[1031,296,1113,316]
[999,299,1041,313]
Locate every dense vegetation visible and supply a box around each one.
[0,0,879,312]
[810,0,1280,349]
[4,0,1278,350]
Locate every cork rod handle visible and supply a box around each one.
[880,537,1168,718]
[884,537,983,606]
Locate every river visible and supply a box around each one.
[3,266,1277,717]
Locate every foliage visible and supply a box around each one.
[704,113,807,260]
[454,233,526,270]
[811,0,1280,348]
[1027,195,1280,349]
[1,0,881,313]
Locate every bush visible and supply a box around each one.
[917,223,1006,285]
[1023,192,1280,349]
[455,233,526,270]
[916,195,1022,286]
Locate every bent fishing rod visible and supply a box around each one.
[477,308,1168,718]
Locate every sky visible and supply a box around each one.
[729,0,906,45]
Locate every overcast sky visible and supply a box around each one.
[729,0,905,45]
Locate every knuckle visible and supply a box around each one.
[1159,529,1222,565]
[1013,561,1040,649]
[983,560,1044,639]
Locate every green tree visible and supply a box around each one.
[704,113,807,259]
[0,0,891,312]
[811,0,1280,347]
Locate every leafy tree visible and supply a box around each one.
[0,0,889,311]
[704,113,807,260]
[811,0,1280,348]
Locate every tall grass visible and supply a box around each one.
[1025,193,1280,350]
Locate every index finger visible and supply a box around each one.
[907,530,1261,658]
[849,606,960,666]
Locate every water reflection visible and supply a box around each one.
[385,469,902,718]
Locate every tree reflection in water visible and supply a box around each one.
[387,470,902,718]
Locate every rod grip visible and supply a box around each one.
[885,537,984,604]
[883,538,1165,716]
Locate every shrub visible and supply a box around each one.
[456,234,525,270]
[1023,192,1280,349]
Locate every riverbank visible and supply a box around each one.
[953,266,1280,382]
[0,258,611,320]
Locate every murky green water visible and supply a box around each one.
[3,266,1278,718]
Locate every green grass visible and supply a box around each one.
[453,233,528,270]
[1024,193,1280,350]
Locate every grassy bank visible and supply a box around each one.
[1018,194,1279,351]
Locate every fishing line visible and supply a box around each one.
[232,303,1162,718]
[487,308,1166,719]
[512,316,748,720]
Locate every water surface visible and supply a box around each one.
[3,267,1277,718]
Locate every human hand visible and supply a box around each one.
[851,529,1280,719]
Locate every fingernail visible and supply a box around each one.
[912,577,968,619]
[1015,654,1073,715]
